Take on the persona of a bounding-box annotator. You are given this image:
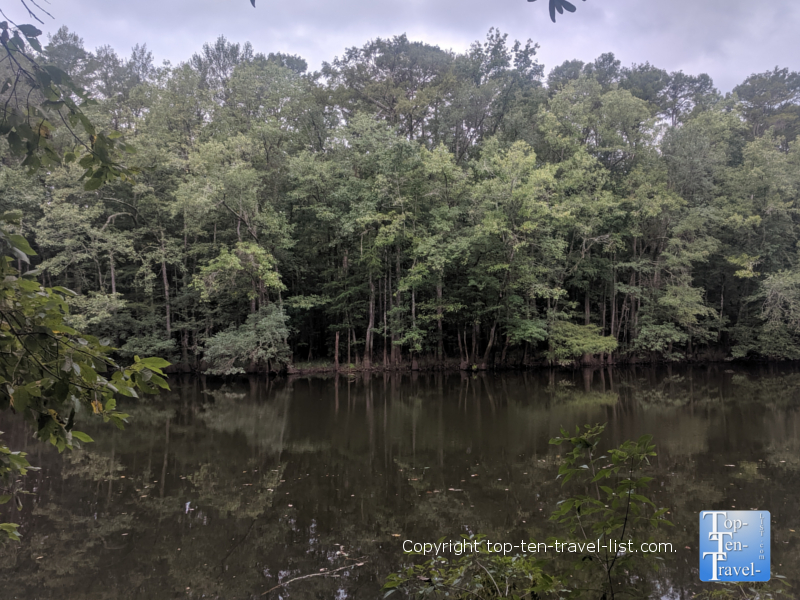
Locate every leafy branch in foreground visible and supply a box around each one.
[691,580,793,600]
[0,12,136,189]
[1,3,168,543]
[528,0,587,23]
[384,534,563,599]
[548,424,672,599]
[0,211,170,541]
[0,435,31,541]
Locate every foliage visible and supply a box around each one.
[634,322,688,360]
[530,0,592,24]
[692,579,793,600]
[383,536,563,599]
[732,270,800,360]
[203,305,291,374]
[548,322,617,362]
[0,433,32,541]
[548,424,672,598]
[0,212,170,541]
[0,18,137,188]
[1,14,170,544]
[193,242,285,307]
[385,424,672,599]
[2,24,800,367]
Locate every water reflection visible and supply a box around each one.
[2,366,800,599]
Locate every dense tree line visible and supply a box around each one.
[3,26,800,371]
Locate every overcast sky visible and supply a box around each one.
[9,0,800,91]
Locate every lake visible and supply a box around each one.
[2,365,799,599]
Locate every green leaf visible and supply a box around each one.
[149,374,170,389]
[138,357,171,369]
[52,286,77,296]
[43,66,68,85]
[0,523,21,541]
[71,431,94,443]
[84,176,104,191]
[631,494,654,505]
[16,24,42,37]
[5,233,36,256]
[17,278,41,292]
[78,154,95,168]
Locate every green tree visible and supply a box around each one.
[734,67,800,145]
[0,211,169,541]
[1,17,170,543]
[203,305,291,374]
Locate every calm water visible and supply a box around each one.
[2,366,800,599]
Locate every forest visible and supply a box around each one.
[3,26,800,372]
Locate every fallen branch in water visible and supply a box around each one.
[261,558,368,596]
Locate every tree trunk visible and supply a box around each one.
[601,287,606,335]
[436,278,444,362]
[481,319,498,368]
[109,252,116,296]
[471,322,478,365]
[364,275,375,369]
[160,240,171,338]
[719,281,725,344]
[352,328,360,366]
[383,273,389,369]
[334,330,340,371]
[500,334,510,366]
[181,329,189,366]
[610,262,617,341]
[411,286,418,370]
[585,289,590,325]
[630,269,638,341]
[392,248,401,365]
[383,272,388,368]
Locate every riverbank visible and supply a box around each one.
[163,348,785,376]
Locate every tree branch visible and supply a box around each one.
[261,558,368,596]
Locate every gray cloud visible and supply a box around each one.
[9,0,800,90]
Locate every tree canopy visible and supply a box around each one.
[1,18,170,543]
[2,24,800,373]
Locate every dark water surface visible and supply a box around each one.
[2,366,800,599]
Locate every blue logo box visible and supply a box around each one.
[699,511,770,582]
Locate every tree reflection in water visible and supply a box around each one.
[1,366,799,598]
